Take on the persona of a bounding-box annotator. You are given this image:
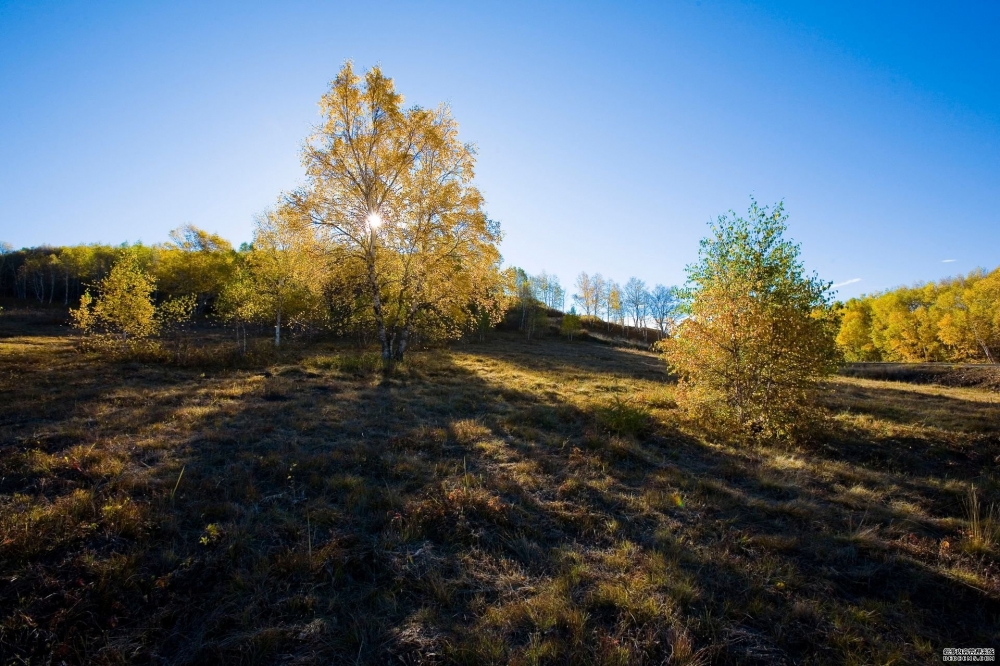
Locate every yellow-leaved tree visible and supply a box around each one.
[71,247,159,352]
[215,262,261,356]
[247,203,326,347]
[836,298,880,362]
[935,269,1000,363]
[298,61,504,371]
[834,266,1000,364]
[661,200,839,441]
[157,225,235,311]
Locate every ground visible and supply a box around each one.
[1,307,998,665]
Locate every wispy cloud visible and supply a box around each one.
[941,259,956,263]
[832,278,862,288]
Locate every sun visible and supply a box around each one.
[365,212,383,229]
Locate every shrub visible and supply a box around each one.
[560,313,582,340]
[661,200,839,442]
[71,248,159,354]
[596,395,650,437]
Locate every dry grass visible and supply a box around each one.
[1,308,998,664]
[840,362,1000,391]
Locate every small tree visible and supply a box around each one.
[216,264,262,355]
[560,312,582,340]
[71,248,159,352]
[648,284,679,340]
[248,204,325,347]
[661,199,838,441]
[157,294,197,363]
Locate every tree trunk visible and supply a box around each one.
[380,327,396,372]
[365,255,395,372]
[274,307,282,346]
[978,338,995,364]
[395,327,410,362]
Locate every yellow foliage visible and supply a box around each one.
[299,61,505,369]
[70,248,159,352]
[661,200,839,441]
[836,266,1000,363]
[561,313,583,340]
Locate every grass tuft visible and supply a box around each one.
[595,394,651,436]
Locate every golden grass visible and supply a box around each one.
[1,310,998,664]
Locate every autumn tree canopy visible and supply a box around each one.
[836,267,1000,363]
[661,200,839,441]
[297,61,505,369]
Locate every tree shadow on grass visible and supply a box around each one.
[2,332,999,665]
[821,378,1000,435]
[465,332,671,383]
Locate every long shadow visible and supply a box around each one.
[466,332,671,383]
[3,329,999,664]
[821,379,1000,433]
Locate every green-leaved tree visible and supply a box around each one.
[661,199,839,441]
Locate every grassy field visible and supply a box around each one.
[1,308,998,665]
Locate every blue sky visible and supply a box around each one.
[1,1,997,300]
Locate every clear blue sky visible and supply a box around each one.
[1,1,998,300]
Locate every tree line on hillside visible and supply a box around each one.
[5,229,998,368]
[0,229,239,312]
[2,63,512,371]
[0,61,993,444]
[505,269,683,343]
[571,273,680,341]
[836,267,1000,364]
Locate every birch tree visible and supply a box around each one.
[608,282,624,329]
[573,272,599,317]
[70,247,159,351]
[247,203,326,347]
[593,273,608,322]
[533,271,565,310]
[623,277,649,338]
[661,200,838,441]
[300,62,503,370]
[515,268,536,330]
[216,263,262,355]
[648,284,679,339]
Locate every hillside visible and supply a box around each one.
[1,307,998,664]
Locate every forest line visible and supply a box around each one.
[2,236,998,364]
